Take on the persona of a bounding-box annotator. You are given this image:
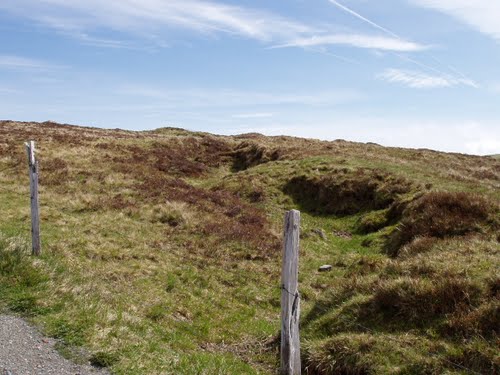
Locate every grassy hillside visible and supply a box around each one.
[0,120,498,374]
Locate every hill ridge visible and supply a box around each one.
[0,120,498,374]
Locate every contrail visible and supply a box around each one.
[311,47,362,65]
[395,53,451,77]
[327,0,479,87]
[328,0,401,40]
[429,56,479,87]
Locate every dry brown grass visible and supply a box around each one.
[304,334,375,375]
[397,236,439,258]
[445,299,500,338]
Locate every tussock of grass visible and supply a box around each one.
[148,201,192,227]
[396,236,439,258]
[386,191,496,256]
[445,299,500,338]
[370,277,483,323]
[304,334,376,375]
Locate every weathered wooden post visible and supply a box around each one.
[281,209,301,375]
[25,141,41,256]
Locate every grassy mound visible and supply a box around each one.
[386,191,497,256]
[370,277,483,323]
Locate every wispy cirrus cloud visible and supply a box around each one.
[0,55,64,71]
[60,30,140,50]
[273,34,428,52]
[410,0,500,41]
[0,0,426,57]
[0,0,315,43]
[378,68,477,89]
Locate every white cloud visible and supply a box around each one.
[0,0,314,43]
[378,68,476,89]
[0,55,63,71]
[0,0,429,55]
[66,31,140,49]
[410,0,500,41]
[273,34,428,51]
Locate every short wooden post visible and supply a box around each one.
[25,141,41,256]
[281,209,301,375]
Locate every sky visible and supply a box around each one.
[0,0,499,155]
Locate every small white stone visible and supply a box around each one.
[318,265,333,272]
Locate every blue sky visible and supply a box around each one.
[0,0,499,155]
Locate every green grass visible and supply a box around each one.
[0,120,498,374]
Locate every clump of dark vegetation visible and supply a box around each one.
[385,191,495,256]
[152,137,232,177]
[89,351,119,368]
[284,168,413,216]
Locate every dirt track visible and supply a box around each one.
[0,315,108,375]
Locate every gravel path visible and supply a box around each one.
[0,315,108,375]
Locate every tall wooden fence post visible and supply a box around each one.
[25,141,41,256]
[281,209,301,375]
